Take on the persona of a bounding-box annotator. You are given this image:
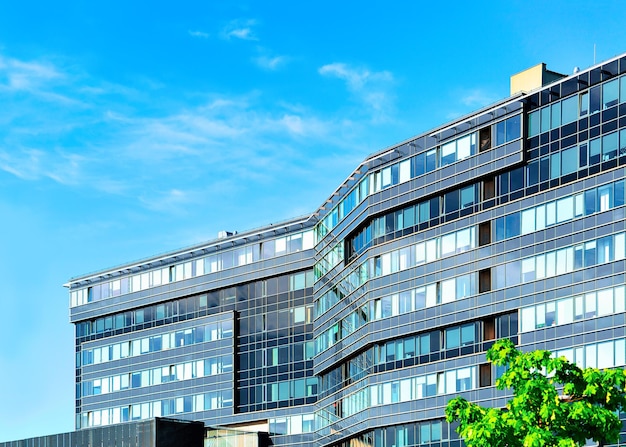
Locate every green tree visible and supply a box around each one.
[445,339,626,447]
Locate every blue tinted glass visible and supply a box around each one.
[495,217,505,241]
[418,201,430,223]
[510,167,524,191]
[496,121,506,146]
[561,147,578,175]
[615,180,625,207]
[425,150,437,172]
[540,156,550,181]
[413,153,425,176]
[444,190,459,213]
[505,213,520,238]
[460,185,475,208]
[585,189,596,215]
[527,161,539,186]
[506,115,521,141]
[429,197,440,218]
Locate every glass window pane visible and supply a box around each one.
[589,138,601,165]
[505,213,520,238]
[441,233,456,257]
[561,96,577,124]
[540,107,550,133]
[446,327,460,349]
[425,149,437,172]
[496,121,506,146]
[557,197,574,223]
[522,258,535,282]
[460,185,475,208]
[557,298,574,325]
[580,92,589,116]
[603,79,619,108]
[550,152,560,179]
[561,146,577,175]
[528,110,540,136]
[441,279,455,304]
[521,209,535,235]
[506,115,521,141]
[598,184,614,212]
[457,135,472,160]
[590,85,601,114]
[602,132,618,161]
[461,324,475,345]
[550,102,561,128]
[441,142,456,166]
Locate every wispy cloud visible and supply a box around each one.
[0,51,380,221]
[0,148,85,185]
[458,88,499,108]
[139,188,194,213]
[444,88,500,120]
[319,62,395,121]
[254,55,287,70]
[319,63,393,89]
[221,19,258,41]
[0,55,63,92]
[188,30,209,39]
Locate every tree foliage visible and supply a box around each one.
[445,339,626,447]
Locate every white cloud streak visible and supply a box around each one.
[319,62,395,121]
[254,55,287,70]
[0,52,369,218]
[221,19,258,41]
[458,88,499,107]
[0,55,63,92]
[188,30,210,39]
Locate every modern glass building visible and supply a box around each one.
[59,51,626,447]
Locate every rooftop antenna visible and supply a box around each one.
[594,44,596,65]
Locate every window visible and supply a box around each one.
[603,132,618,161]
[540,106,550,134]
[589,85,601,115]
[483,318,495,340]
[562,96,577,124]
[479,222,491,246]
[460,185,476,208]
[483,177,495,200]
[479,363,492,387]
[580,91,589,116]
[479,269,491,293]
[479,126,491,151]
[603,79,619,108]
[561,146,578,175]
[528,110,540,137]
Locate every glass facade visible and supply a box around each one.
[313,53,626,447]
[59,52,626,447]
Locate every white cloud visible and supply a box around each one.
[139,188,194,213]
[458,88,498,107]
[0,149,85,185]
[188,30,209,39]
[319,62,395,121]
[0,51,383,221]
[221,19,258,41]
[319,63,393,90]
[254,55,287,70]
[0,55,63,92]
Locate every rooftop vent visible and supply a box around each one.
[218,231,234,239]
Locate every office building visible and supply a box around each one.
[6,52,626,447]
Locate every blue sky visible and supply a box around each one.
[1,0,626,441]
